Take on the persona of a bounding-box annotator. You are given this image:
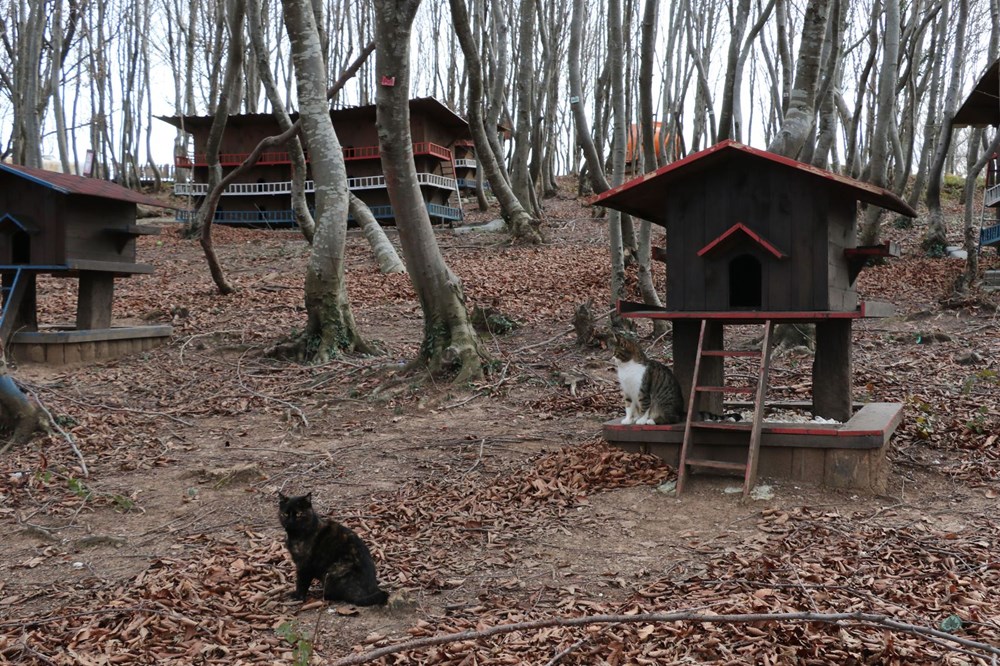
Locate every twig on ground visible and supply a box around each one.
[236,347,309,428]
[544,638,587,666]
[18,382,88,478]
[514,308,615,354]
[462,438,486,475]
[330,610,1000,665]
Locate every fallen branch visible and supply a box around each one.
[331,610,1000,665]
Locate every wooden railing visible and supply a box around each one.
[175,142,454,167]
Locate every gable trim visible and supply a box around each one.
[0,213,40,234]
[697,222,786,260]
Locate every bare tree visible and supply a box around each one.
[280,0,375,360]
[373,0,487,382]
[508,0,537,213]
[858,0,900,246]
[766,0,833,158]
[923,0,970,254]
[448,0,542,242]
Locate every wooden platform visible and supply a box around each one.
[10,325,173,365]
[603,402,902,492]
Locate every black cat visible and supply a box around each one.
[278,492,389,606]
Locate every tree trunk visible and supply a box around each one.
[351,194,407,274]
[0,351,42,451]
[193,0,243,294]
[766,0,833,159]
[248,0,317,242]
[568,0,611,194]
[923,0,969,254]
[635,0,665,328]
[956,132,1000,293]
[607,0,628,313]
[373,0,487,382]
[859,0,900,246]
[509,0,537,213]
[281,0,374,361]
[448,0,542,243]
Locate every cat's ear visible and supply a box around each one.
[278,491,287,502]
[303,492,313,505]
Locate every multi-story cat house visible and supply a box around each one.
[159,97,477,226]
[954,59,1000,253]
[0,163,173,364]
[592,140,916,492]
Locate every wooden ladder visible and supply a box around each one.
[0,267,28,347]
[677,319,774,497]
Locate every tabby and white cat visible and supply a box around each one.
[611,333,685,425]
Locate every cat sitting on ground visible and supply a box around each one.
[611,333,743,425]
[278,492,389,606]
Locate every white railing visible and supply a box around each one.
[454,159,477,169]
[415,173,457,190]
[347,175,386,190]
[176,180,317,196]
[986,183,1000,207]
[175,172,456,196]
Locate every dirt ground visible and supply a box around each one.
[1,188,999,664]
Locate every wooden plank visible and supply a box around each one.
[621,309,865,321]
[602,419,887,449]
[859,300,896,318]
[837,403,903,441]
[65,258,154,274]
[11,324,173,344]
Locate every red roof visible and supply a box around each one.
[0,163,175,209]
[590,140,917,225]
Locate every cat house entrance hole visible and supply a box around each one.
[11,230,30,265]
[729,254,761,308]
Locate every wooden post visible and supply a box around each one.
[813,319,852,422]
[673,320,723,414]
[76,272,115,330]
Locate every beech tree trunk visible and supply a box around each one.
[248,0,316,241]
[766,0,833,159]
[568,0,611,194]
[923,0,969,254]
[282,0,374,360]
[448,0,542,243]
[859,0,900,246]
[373,0,487,382]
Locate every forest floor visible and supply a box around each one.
[1,181,999,665]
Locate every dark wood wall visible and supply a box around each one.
[0,176,65,266]
[664,159,862,313]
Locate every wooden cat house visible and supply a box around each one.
[592,140,916,493]
[0,163,174,364]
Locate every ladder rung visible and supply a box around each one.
[684,458,747,472]
[701,350,762,358]
[695,385,756,394]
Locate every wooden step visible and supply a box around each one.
[684,458,747,472]
[701,349,761,358]
[695,385,756,394]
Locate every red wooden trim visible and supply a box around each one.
[590,140,918,218]
[696,222,786,259]
[843,242,901,259]
[615,301,865,322]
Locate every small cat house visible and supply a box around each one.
[592,141,918,492]
[593,140,916,313]
[0,163,174,363]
